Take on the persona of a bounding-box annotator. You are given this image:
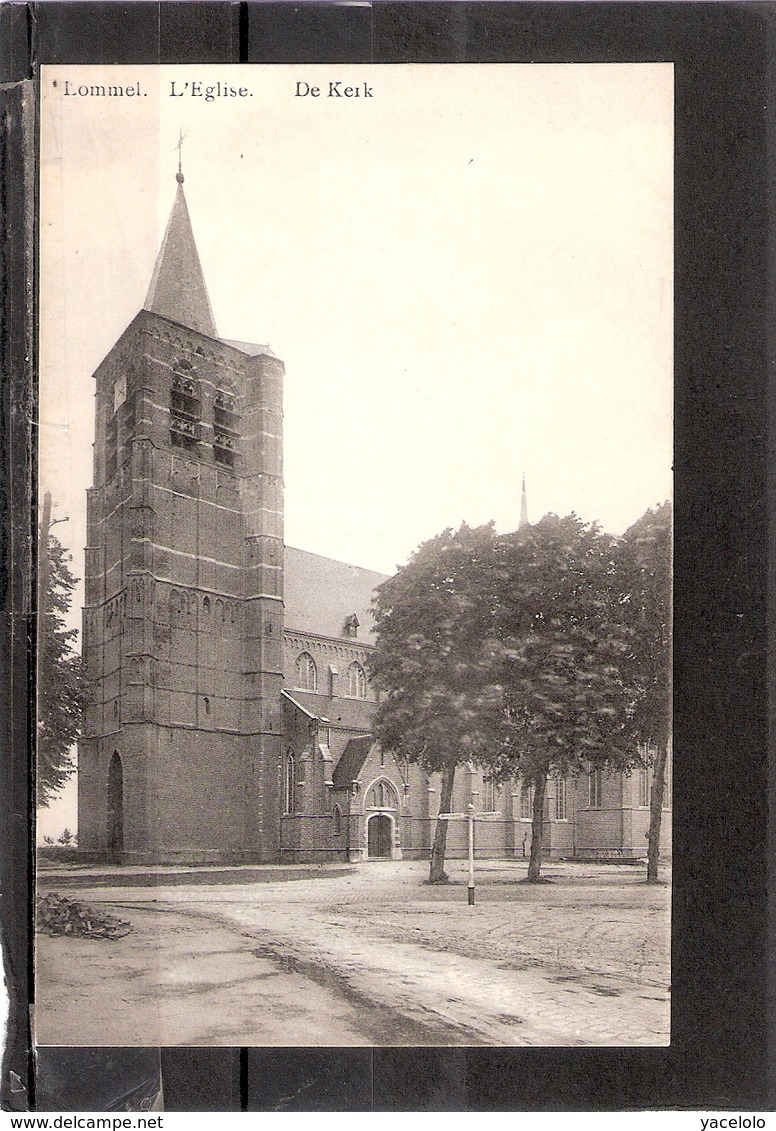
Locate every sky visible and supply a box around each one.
[38,62,673,836]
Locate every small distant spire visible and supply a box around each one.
[518,472,529,530]
[175,128,186,184]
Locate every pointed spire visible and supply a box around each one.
[518,472,529,530]
[144,155,217,339]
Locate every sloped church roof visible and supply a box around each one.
[284,547,388,644]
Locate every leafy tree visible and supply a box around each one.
[490,515,642,881]
[37,525,87,807]
[617,502,672,882]
[369,509,668,886]
[368,523,505,883]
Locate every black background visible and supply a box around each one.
[1,0,771,1112]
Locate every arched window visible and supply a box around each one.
[482,776,496,812]
[213,387,241,467]
[588,768,603,809]
[346,661,366,699]
[202,596,211,616]
[366,779,398,810]
[555,776,567,821]
[639,768,649,808]
[332,805,343,836]
[284,752,297,814]
[170,364,201,453]
[295,651,317,691]
[520,783,534,820]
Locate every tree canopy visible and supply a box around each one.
[616,501,672,880]
[616,501,672,751]
[490,514,639,779]
[368,523,503,880]
[369,522,504,770]
[491,514,642,877]
[37,532,87,807]
[368,506,671,881]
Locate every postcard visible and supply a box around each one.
[35,62,673,1050]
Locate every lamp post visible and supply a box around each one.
[438,796,499,905]
[467,800,475,905]
[466,760,477,904]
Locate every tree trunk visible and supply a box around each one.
[646,743,668,883]
[429,763,456,883]
[526,769,548,882]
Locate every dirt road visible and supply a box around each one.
[35,859,670,1047]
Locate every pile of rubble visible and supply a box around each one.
[36,892,132,940]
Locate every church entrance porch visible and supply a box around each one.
[367,813,394,859]
[360,776,403,860]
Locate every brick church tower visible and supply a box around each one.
[78,167,285,863]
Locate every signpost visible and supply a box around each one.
[438,802,501,905]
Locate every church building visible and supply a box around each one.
[77,170,671,866]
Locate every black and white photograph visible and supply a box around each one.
[35,61,673,1049]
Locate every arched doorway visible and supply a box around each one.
[367,813,393,859]
[107,751,124,862]
[364,777,401,860]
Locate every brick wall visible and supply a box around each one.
[79,311,285,862]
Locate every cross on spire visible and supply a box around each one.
[176,129,186,183]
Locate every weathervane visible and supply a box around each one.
[176,128,186,183]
